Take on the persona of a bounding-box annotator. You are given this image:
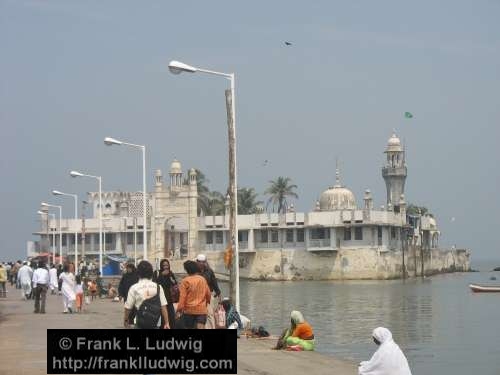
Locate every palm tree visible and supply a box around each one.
[238,187,263,214]
[204,191,226,216]
[407,204,429,216]
[264,177,298,213]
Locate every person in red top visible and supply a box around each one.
[176,260,211,329]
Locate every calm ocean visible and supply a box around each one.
[234,259,500,375]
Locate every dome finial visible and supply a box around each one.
[335,157,341,187]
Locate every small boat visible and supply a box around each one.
[469,283,500,293]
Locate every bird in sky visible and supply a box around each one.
[285,41,292,46]
[262,159,269,166]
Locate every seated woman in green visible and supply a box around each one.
[275,310,315,351]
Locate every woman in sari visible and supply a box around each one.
[275,310,315,351]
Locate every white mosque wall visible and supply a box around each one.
[194,247,470,281]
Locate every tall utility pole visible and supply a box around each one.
[81,201,86,264]
[419,211,424,278]
[401,227,406,279]
[168,60,239,312]
[225,87,239,310]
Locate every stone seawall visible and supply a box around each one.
[190,247,470,280]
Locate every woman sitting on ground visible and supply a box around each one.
[275,310,315,351]
[358,327,412,375]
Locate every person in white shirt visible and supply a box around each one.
[32,261,50,314]
[49,264,58,295]
[123,260,169,329]
[18,262,33,300]
[359,327,412,375]
[59,264,76,313]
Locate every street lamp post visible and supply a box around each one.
[81,200,88,263]
[38,211,56,265]
[168,60,240,311]
[70,170,103,275]
[104,137,148,261]
[41,203,62,265]
[52,190,78,273]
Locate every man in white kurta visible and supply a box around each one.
[59,268,76,313]
[359,327,412,375]
[49,265,58,295]
[18,262,33,300]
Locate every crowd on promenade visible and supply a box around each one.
[0,255,413,374]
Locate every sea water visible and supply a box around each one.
[235,259,500,375]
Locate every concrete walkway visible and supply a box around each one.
[0,283,357,375]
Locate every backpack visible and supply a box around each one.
[136,284,162,329]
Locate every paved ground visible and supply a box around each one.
[0,283,357,375]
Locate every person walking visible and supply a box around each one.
[32,261,50,313]
[123,260,169,329]
[56,264,63,295]
[195,254,221,329]
[74,275,84,313]
[11,260,21,287]
[18,261,33,300]
[118,263,139,325]
[49,264,58,295]
[177,260,211,329]
[358,327,412,375]
[153,259,179,329]
[59,264,76,313]
[0,263,7,298]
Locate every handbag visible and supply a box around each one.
[170,284,180,303]
[215,303,227,329]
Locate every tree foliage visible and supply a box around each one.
[407,203,433,217]
[264,176,298,213]
[238,187,263,214]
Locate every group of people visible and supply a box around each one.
[29,260,86,314]
[120,254,244,331]
[3,256,412,374]
[0,258,112,315]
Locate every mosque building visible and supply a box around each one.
[34,133,469,279]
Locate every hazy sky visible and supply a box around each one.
[1,0,499,261]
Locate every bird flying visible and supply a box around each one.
[285,41,292,46]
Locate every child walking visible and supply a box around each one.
[75,275,84,313]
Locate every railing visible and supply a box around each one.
[308,239,331,248]
[203,244,226,251]
[255,242,280,249]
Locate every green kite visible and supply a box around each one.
[404,112,413,119]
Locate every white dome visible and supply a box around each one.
[386,132,402,152]
[319,186,357,211]
[170,159,182,174]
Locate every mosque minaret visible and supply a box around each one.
[382,132,407,212]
